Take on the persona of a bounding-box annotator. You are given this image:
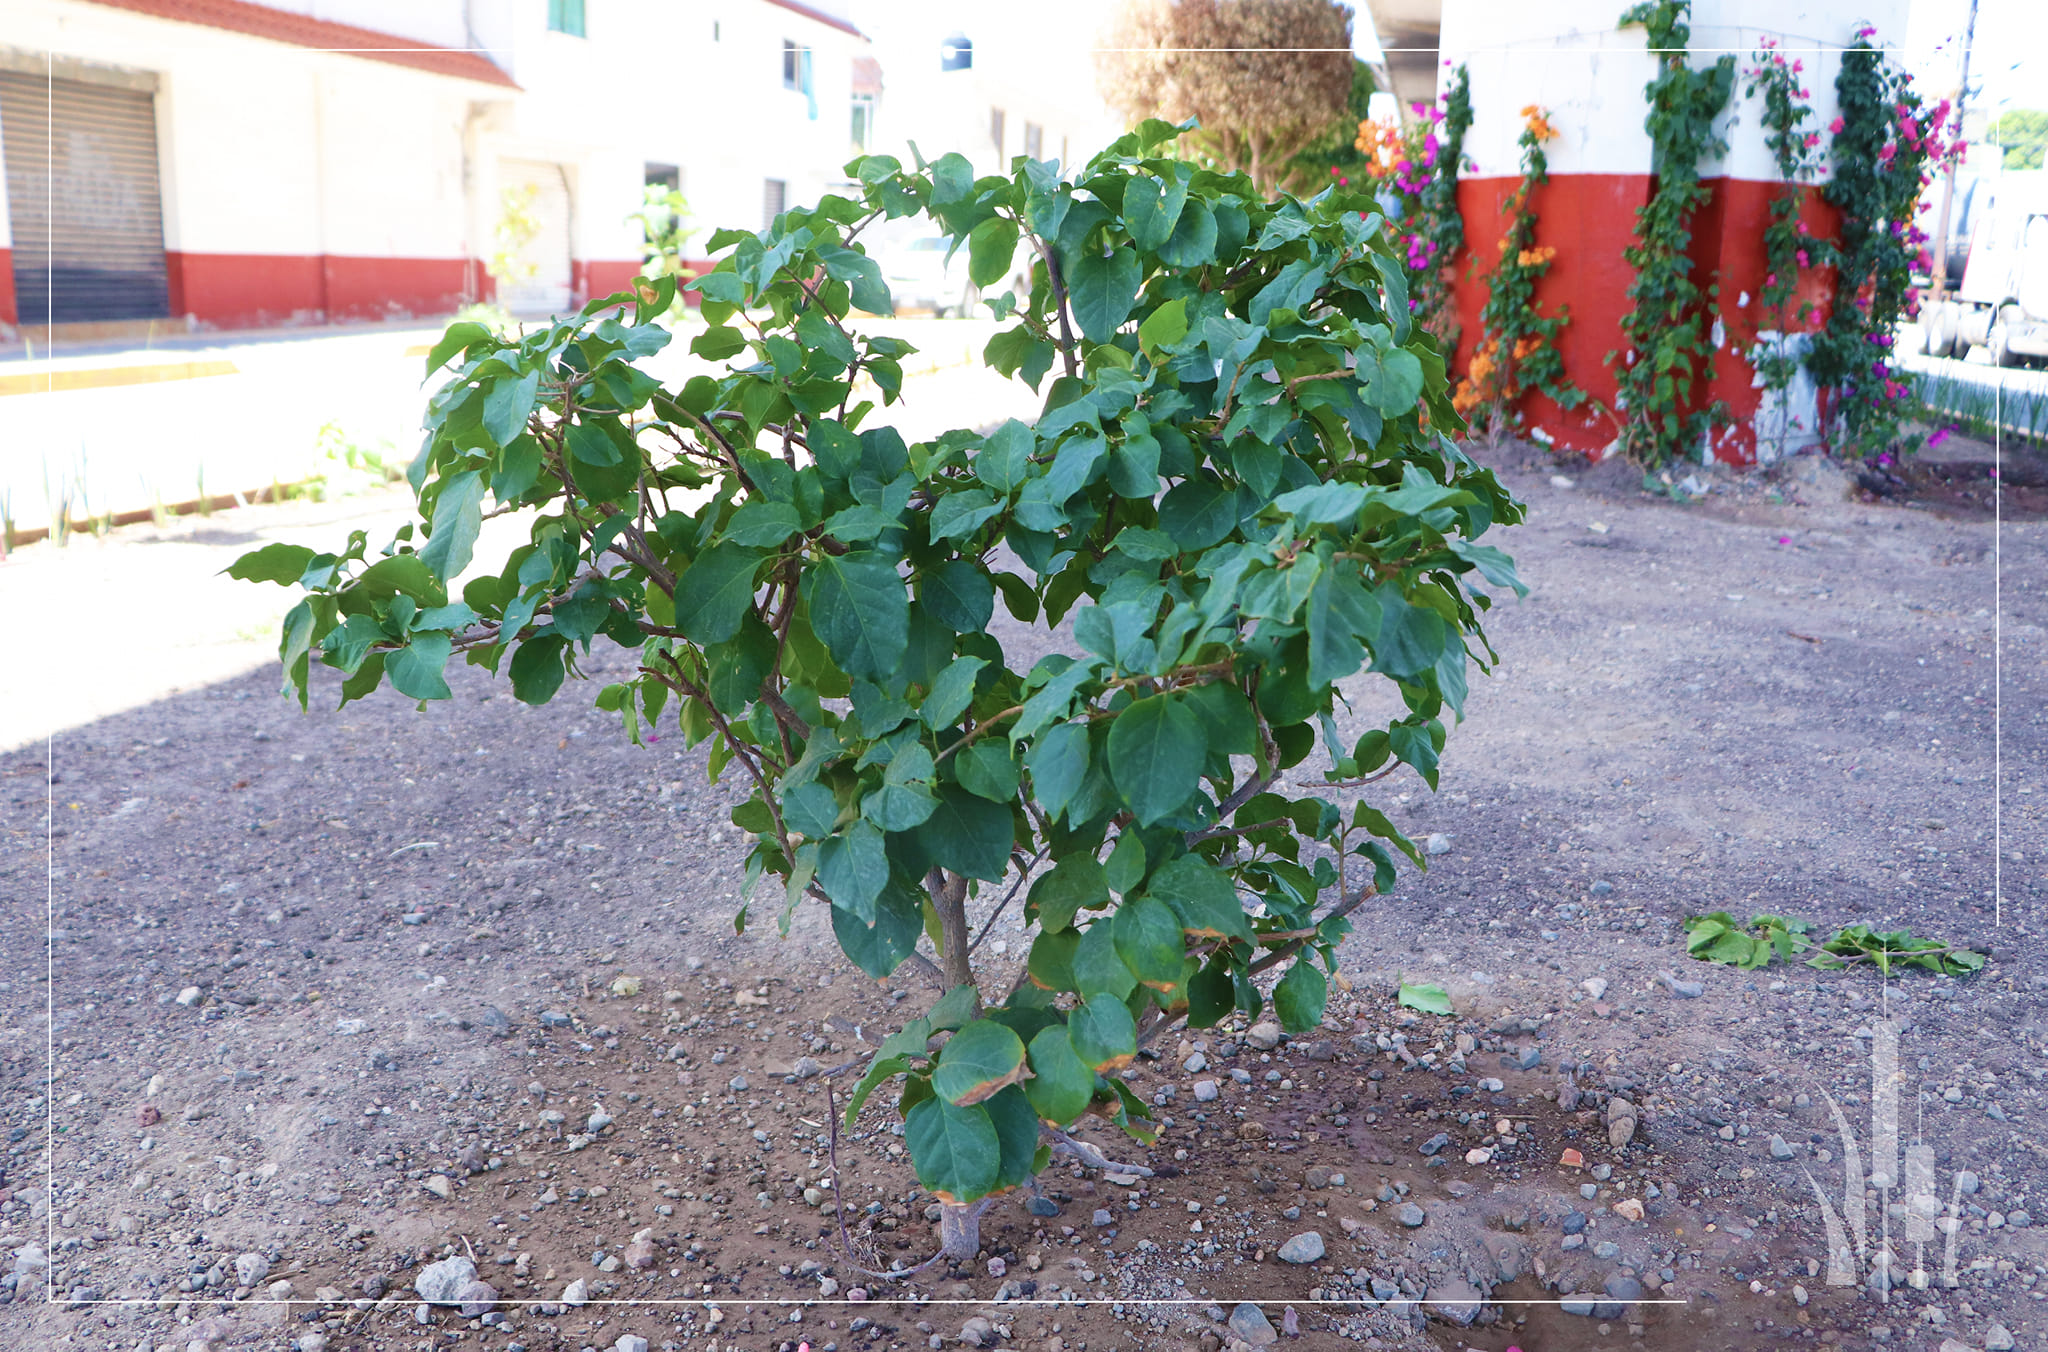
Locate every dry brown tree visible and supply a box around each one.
[1096,0,1356,196]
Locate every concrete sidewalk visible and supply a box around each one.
[0,351,1042,752]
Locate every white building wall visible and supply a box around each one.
[1440,0,1908,181]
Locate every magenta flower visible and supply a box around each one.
[1829,117,1844,133]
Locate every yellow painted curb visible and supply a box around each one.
[0,359,239,397]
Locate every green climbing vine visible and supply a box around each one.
[1417,65,1474,351]
[1611,0,1734,467]
[1452,105,1583,432]
[1742,37,1823,461]
[1807,29,1954,458]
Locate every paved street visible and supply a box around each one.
[0,316,1038,751]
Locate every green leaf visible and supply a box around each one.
[1026,928,1079,993]
[1396,981,1453,1016]
[1157,476,1239,550]
[782,781,840,839]
[832,880,923,979]
[1121,172,1186,251]
[1304,561,1383,689]
[1112,893,1185,992]
[1370,586,1448,680]
[1367,347,1425,418]
[672,543,765,646]
[1028,856,1108,933]
[923,656,987,730]
[984,1084,1042,1191]
[918,785,1014,881]
[1187,953,1235,1028]
[724,500,803,548]
[818,820,890,922]
[865,743,939,831]
[1157,199,1218,269]
[425,321,491,377]
[1067,246,1141,344]
[482,370,540,448]
[1066,996,1137,1073]
[903,1094,1000,1204]
[804,551,909,683]
[385,631,453,701]
[975,420,1035,492]
[842,1054,914,1128]
[927,985,981,1032]
[1024,1027,1095,1124]
[227,542,316,586]
[1136,297,1187,361]
[1147,855,1250,942]
[1273,959,1328,1033]
[507,633,568,704]
[929,489,1003,544]
[967,216,1020,290]
[1106,693,1207,826]
[920,560,995,632]
[1070,921,1136,1001]
[418,470,487,583]
[933,1019,1028,1106]
[1024,721,1090,824]
[957,736,1021,802]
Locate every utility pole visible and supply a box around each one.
[1928,0,1979,305]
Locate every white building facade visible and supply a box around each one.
[0,0,874,334]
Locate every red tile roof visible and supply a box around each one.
[80,0,520,88]
[763,0,867,41]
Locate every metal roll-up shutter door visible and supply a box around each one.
[0,71,170,323]
[496,159,573,316]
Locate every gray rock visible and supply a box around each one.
[414,1257,477,1306]
[1956,1170,1980,1194]
[1419,1132,1452,1156]
[1608,1115,1637,1150]
[455,1279,498,1317]
[1425,833,1453,855]
[1277,1232,1324,1264]
[1580,976,1608,1001]
[1769,1134,1796,1160]
[1228,1303,1278,1346]
[727,1075,749,1092]
[1193,1079,1219,1102]
[1183,1052,1208,1073]
[615,1337,651,1352]
[233,1253,270,1288]
[1985,1321,2015,1351]
[1424,1278,1483,1327]
[1656,970,1704,999]
[1026,1196,1060,1217]
[1092,1209,1113,1227]
[1590,880,1614,896]
[479,1006,512,1035]
[1245,1022,1283,1051]
[1559,1296,1597,1316]
[538,1009,572,1028]
[1397,1202,1427,1228]
[561,1277,588,1306]
[587,1110,614,1133]
[791,1056,823,1079]
[1515,1046,1541,1070]
[2008,1209,2032,1228]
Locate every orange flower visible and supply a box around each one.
[1512,335,1543,360]
[1522,104,1558,141]
[1516,245,1557,269]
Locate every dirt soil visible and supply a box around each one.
[2,442,2043,1352]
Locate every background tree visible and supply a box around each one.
[1096,0,1356,195]
[1289,59,1379,189]
[1995,108,2048,170]
[233,120,1521,1274]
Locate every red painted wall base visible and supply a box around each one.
[0,247,15,328]
[164,251,473,330]
[1450,174,1841,465]
[574,260,644,306]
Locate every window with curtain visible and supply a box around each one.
[1024,122,1043,159]
[547,0,585,37]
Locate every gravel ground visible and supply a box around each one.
[0,440,2041,1352]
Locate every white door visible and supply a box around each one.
[496,159,573,316]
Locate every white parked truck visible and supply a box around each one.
[1919,169,2048,368]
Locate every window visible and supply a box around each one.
[990,107,1005,159]
[645,163,680,193]
[763,178,786,229]
[1023,122,1043,160]
[851,94,875,154]
[547,0,585,37]
[782,40,805,90]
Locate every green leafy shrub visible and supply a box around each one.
[232,121,1522,1265]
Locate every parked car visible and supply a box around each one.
[867,231,1030,318]
[1919,170,2048,367]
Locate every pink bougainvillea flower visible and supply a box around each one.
[1796,250,1811,267]
[1804,133,1820,148]
[1927,427,1951,449]
[1829,117,1844,134]
[1765,273,1778,287]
